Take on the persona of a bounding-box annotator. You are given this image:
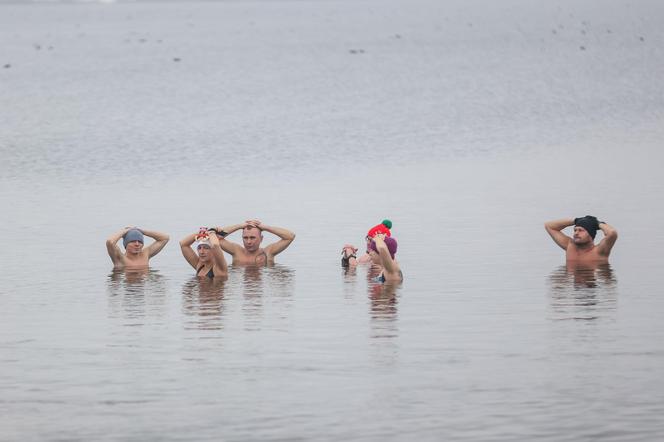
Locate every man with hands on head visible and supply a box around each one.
[106,227,170,269]
[544,215,618,263]
[213,219,295,266]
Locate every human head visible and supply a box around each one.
[196,238,212,261]
[242,225,263,252]
[574,216,599,241]
[367,219,392,239]
[368,236,398,260]
[123,228,144,250]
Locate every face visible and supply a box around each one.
[197,244,211,261]
[126,240,143,254]
[573,226,592,245]
[242,227,263,252]
[369,249,381,265]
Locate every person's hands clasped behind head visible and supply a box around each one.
[544,215,617,263]
[214,219,295,266]
[123,228,144,255]
[106,227,169,270]
[245,219,262,229]
[180,227,228,279]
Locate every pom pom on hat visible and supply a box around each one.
[367,219,393,238]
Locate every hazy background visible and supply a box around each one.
[2,0,664,440]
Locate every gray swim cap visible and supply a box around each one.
[123,229,144,248]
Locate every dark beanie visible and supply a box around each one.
[574,216,600,239]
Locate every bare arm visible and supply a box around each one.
[544,218,573,250]
[106,227,130,266]
[141,228,170,258]
[207,233,228,274]
[214,222,248,255]
[596,222,618,256]
[251,220,295,257]
[373,235,398,274]
[356,254,372,264]
[179,233,199,269]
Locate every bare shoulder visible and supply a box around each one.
[564,242,580,259]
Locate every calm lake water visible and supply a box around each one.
[2,0,664,440]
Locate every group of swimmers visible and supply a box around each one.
[106,218,403,283]
[106,220,296,278]
[106,215,618,284]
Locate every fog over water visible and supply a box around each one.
[1,0,664,440]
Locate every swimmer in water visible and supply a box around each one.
[368,233,403,283]
[180,228,228,279]
[212,219,295,266]
[341,219,392,267]
[106,227,170,270]
[544,215,618,264]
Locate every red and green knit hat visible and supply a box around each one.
[367,219,392,238]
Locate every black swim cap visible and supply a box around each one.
[574,215,600,239]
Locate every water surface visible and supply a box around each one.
[2,0,664,440]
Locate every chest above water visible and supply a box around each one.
[566,244,606,263]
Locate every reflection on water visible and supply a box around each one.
[178,266,296,332]
[240,265,264,330]
[341,265,359,300]
[264,264,296,299]
[106,269,167,326]
[547,263,618,321]
[366,266,399,327]
[342,265,401,339]
[367,266,401,368]
[231,265,295,331]
[181,277,227,331]
[3,0,663,437]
